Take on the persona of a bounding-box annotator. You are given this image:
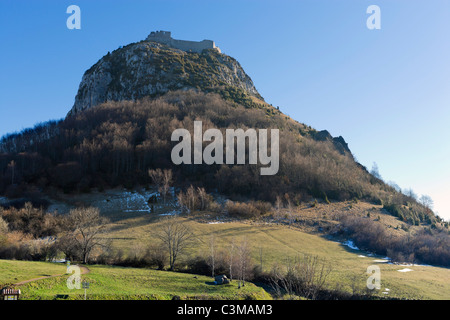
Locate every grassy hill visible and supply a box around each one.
[104,215,450,300]
[42,190,447,300]
[0,260,270,300]
[1,187,448,300]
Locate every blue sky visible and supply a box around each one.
[0,0,449,219]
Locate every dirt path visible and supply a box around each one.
[13,265,90,286]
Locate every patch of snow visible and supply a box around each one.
[373,259,388,263]
[343,240,359,250]
[159,210,180,216]
[397,268,413,272]
[393,262,431,267]
[358,255,366,258]
[91,189,183,214]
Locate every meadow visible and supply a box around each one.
[102,201,450,300]
[2,193,449,300]
[0,260,270,300]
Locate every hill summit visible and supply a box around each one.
[68,31,262,115]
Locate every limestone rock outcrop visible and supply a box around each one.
[68,33,262,116]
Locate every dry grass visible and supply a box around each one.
[101,210,450,299]
[36,191,450,300]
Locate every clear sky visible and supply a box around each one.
[0,0,449,220]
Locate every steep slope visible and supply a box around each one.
[69,40,262,115]
[66,34,351,155]
[0,33,439,227]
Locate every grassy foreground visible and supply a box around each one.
[0,259,67,285]
[0,260,271,300]
[2,198,449,300]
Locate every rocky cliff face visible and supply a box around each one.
[68,40,262,115]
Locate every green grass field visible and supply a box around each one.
[105,215,450,300]
[0,260,271,300]
[0,259,67,285]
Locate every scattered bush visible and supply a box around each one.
[338,215,450,267]
[225,200,261,218]
[0,91,418,209]
[177,185,217,213]
[0,202,64,238]
[269,254,332,300]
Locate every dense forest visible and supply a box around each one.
[0,90,437,225]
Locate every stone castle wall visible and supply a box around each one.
[146,31,221,53]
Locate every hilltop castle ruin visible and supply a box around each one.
[146,31,221,53]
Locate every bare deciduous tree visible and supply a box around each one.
[227,238,236,281]
[387,181,401,193]
[177,186,213,213]
[67,207,110,264]
[177,191,187,213]
[186,185,197,212]
[197,187,208,211]
[7,160,16,185]
[275,195,283,221]
[258,246,264,273]
[269,254,332,300]
[207,234,216,277]
[0,216,9,235]
[148,243,168,270]
[370,162,382,180]
[404,188,418,200]
[285,193,294,227]
[236,237,252,288]
[148,168,173,204]
[419,195,434,212]
[156,217,196,270]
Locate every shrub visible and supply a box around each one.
[269,254,332,300]
[249,201,272,215]
[147,244,167,270]
[339,215,450,267]
[177,186,215,213]
[225,201,260,218]
[0,216,8,234]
